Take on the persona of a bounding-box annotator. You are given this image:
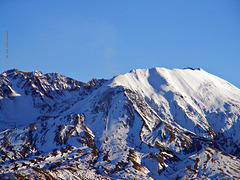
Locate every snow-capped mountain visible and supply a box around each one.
[0,67,240,179]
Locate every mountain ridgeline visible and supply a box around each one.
[0,68,240,179]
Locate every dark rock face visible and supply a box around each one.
[0,68,240,179]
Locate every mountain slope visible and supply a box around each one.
[0,67,240,179]
[0,69,105,130]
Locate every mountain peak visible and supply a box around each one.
[183,67,202,71]
[29,70,43,77]
[2,68,21,76]
[0,67,240,179]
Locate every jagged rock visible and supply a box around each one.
[1,67,240,179]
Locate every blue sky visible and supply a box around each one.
[0,0,240,87]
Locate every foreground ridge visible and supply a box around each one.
[0,67,240,179]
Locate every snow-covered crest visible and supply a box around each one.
[0,67,240,179]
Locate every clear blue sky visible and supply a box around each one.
[0,0,240,87]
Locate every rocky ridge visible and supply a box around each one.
[0,68,240,179]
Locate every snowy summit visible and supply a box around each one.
[0,67,240,179]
